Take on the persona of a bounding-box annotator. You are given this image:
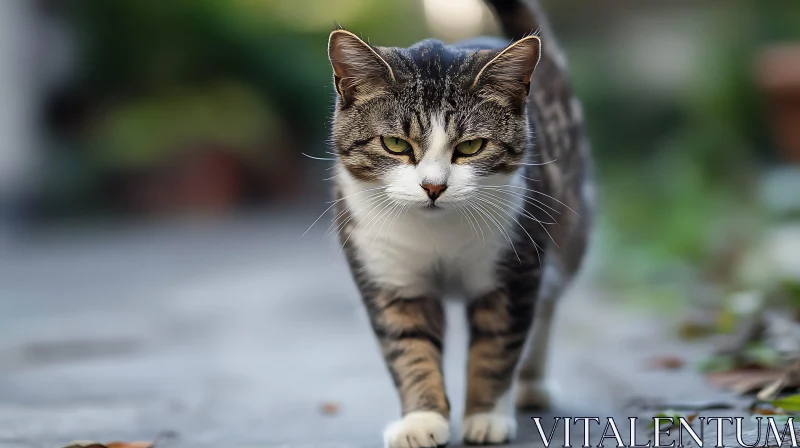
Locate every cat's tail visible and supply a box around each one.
[483,0,567,73]
[483,0,546,41]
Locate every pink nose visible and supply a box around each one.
[421,183,447,201]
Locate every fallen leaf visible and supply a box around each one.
[647,356,685,370]
[106,443,153,448]
[758,374,789,402]
[677,320,716,340]
[320,402,340,416]
[62,440,155,448]
[752,406,786,415]
[706,368,785,394]
[758,360,800,401]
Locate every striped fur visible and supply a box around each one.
[326,1,594,446]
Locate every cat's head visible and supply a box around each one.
[327,29,540,211]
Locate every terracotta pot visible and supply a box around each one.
[756,44,800,163]
[126,149,244,216]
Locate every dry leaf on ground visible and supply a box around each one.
[757,360,800,401]
[63,440,154,448]
[646,356,685,370]
[106,443,154,448]
[320,401,340,415]
[677,320,716,340]
[706,368,785,394]
[752,406,786,415]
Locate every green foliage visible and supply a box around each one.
[94,82,277,168]
[771,394,800,413]
[70,0,428,143]
[576,18,769,306]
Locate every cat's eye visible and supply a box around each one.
[380,136,412,154]
[454,138,486,156]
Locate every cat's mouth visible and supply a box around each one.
[423,202,443,211]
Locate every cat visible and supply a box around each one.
[325,0,593,446]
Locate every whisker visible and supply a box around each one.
[386,203,408,242]
[477,193,557,249]
[470,200,520,264]
[302,153,337,161]
[474,191,556,226]
[329,192,388,238]
[456,204,483,244]
[335,195,389,245]
[326,191,385,236]
[478,186,560,214]
[476,195,552,258]
[339,196,394,253]
[477,188,561,224]
[325,185,385,204]
[514,159,557,167]
[390,204,410,236]
[480,197,543,266]
[354,196,395,248]
[464,201,490,241]
[303,186,385,236]
[486,184,578,215]
[371,200,400,246]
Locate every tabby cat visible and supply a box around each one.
[325,0,593,446]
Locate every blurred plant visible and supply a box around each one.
[571,5,777,310]
[93,81,276,169]
[69,0,427,142]
[40,0,428,218]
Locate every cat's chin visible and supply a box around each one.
[414,204,460,219]
[418,203,448,214]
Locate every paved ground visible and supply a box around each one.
[0,211,771,447]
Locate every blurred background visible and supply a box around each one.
[2,0,800,446]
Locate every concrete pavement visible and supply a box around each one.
[0,211,759,447]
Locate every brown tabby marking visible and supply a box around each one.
[465,288,535,415]
[369,293,449,416]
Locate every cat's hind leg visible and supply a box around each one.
[515,263,568,410]
[514,294,557,410]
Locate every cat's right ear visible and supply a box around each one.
[328,30,395,105]
[472,35,541,106]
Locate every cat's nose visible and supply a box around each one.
[421,183,447,201]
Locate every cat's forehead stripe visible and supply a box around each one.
[427,114,449,156]
[417,113,450,185]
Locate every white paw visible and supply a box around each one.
[515,379,553,410]
[383,411,450,448]
[462,412,517,445]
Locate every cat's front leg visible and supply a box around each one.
[462,287,537,445]
[364,291,450,448]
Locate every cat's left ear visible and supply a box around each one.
[328,29,395,105]
[473,35,541,102]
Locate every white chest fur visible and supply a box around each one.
[337,170,523,299]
